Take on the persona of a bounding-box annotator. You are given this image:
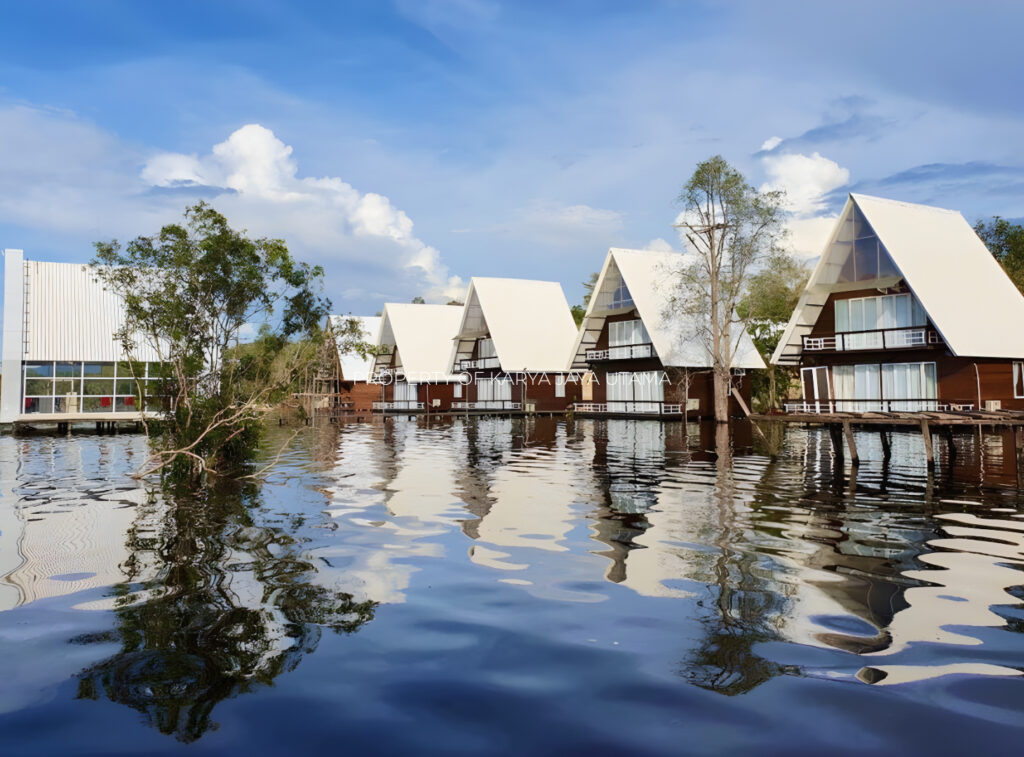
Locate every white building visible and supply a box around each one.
[1,250,163,424]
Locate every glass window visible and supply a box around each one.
[24,397,54,414]
[453,382,462,399]
[83,363,116,377]
[478,338,496,359]
[555,375,566,398]
[115,397,138,412]
[82,397,112,412]
[55,362,80,378]
[24,362,53,378]
[24,379,52,396]
[53,379,77,395]
[610,278,634,310]
[1014,362,1024,399]
[83,380,115,396]
[853,237,878,281]
[116,379,139,395]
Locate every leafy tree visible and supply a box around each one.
[571,271,600,326]
[974,216,1024,294]
[411,295,426,304]
[740,252,808,410]
[446,299,464,306]
[671,156,787,422]
[92,202,335,480]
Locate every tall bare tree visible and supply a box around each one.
[671,156,786,423]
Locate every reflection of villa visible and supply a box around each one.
[569,248,764,418]
[773,195,1024,413]
[448,277,582,412]
[371,303,463,412]
[0,250,163,425]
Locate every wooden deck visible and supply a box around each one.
[750,409,1024,484]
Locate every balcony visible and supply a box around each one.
[458,356,501,370]
[452,400,522,410]
[802,327,941,352]
[585,343,654,361]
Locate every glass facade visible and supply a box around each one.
[21,361,165,415]
[832,361,937,412]
[607,370,665,414]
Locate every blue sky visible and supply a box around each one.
[2,0,1023,318]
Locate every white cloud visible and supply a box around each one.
[758,148,850,259]
[760,135,783,152]
[643,237,674,252]
[143,124,461,301]
[0,109,462,306]
[759,151,850,216]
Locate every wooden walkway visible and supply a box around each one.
[750,409,1024,484]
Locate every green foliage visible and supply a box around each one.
[92,202,332,480]
[974,216,1024,294]
[411,295,426,304]
[572,271,600,326]
[740,252,808,410]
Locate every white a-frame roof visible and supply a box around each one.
[449,277,579,373]
[772,193,1024,364]
[375,303,463,382]
[568,248,766,370]
[327,315,381,381]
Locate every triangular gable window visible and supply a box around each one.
[823,203,900,285]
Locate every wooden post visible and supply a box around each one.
[921,420,935,470]
[842,421,859,466]
[880,430,892,462]
[1016,427,1024,490]
[829,424,844,460]
[944,425,956,461]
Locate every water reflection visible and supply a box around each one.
[1,419,1023,750]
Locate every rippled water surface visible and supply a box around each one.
[0,418,1022,755]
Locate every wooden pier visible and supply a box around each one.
[750,409,1024,485]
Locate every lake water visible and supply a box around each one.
[0,417,1022,755]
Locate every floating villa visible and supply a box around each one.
[371,303,463,412]
[447,277,582,412]
[0,249,162,428]
[568,248,765,418]
[323,315,381,415]
[772,194,1024,414]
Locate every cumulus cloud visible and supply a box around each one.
[760,151,850,216]
[760,136,783,152]
[643,237,674,252]
[143,124,465,301]
[758,148,851,259]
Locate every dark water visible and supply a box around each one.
[0,418,1022,755]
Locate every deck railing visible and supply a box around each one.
[783,399,975,414]
[585,343,654,361]
[458,356,501,370]
[802,327,941,352]
[573,400,696,415]
[452,400,522,410]
[373,401,425,411]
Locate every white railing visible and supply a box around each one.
[585,344,653,361]
[572,400,697,415]
[783,399,974,414]
[458,356,501,370]
[452,401,522,410]
[803,328,941,352]
[373,401,425,411]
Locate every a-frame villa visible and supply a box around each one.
[772,194,1024,413]
[448,277,582,412]
[568,248,765,418]
[323,315,382,415]
[371,303,464,412]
